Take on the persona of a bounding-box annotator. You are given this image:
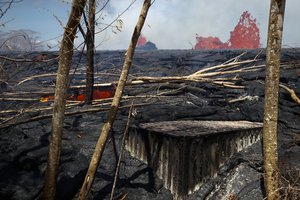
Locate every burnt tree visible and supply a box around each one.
[263,0,286,199]
[85,0,96,104]
[78,0,152,199]
[42,0,87,199]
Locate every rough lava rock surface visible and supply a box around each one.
[0,49,299,200]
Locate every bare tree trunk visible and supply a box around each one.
[78,0,152,199]
[85,0,95,104]
[110,101,135,200]
[42,0,87,199]
[263,0,286,199]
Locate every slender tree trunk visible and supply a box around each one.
[78,0,152,199]
[263,0,286,199]
[85,0,95,104]
[42,0,87,199]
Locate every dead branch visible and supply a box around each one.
[0,94,175,128]
[0,97,40,101]
[228,84,300,105]
[222,51,247,64]
[195,65,264,78]
[280,84,300,105]
[228,95,259,103]
[0,94,171,118]
[126,55,262,88]
[192,58,259,76]
[0,100,151,130]
[0,108,26,125]
[13,56,298,93]
[0,102,82,126]
[0,55,59,63]
[0,102,79,116]
[16,72,121,86]
[1,91,55,96]
[2,48,298,133]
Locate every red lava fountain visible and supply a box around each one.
[137,34,147,47]
[194,36,224,50]
[195,11,260,50]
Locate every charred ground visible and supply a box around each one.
[0,49,299,199]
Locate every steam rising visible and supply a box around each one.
[95,0,300,50]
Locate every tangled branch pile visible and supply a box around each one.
[0,52,299,129]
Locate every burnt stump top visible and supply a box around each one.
[137,120,263,137]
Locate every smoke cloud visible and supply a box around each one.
[94,0,300,50]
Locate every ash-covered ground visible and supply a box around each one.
[0,49,299,200]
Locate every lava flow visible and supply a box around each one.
[195,11,260,50]
[40,85,115,102]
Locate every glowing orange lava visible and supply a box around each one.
[40,86,115,102]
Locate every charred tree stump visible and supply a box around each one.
[127,120,263,200]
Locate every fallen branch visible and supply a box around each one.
[0,97,40,101]
[16,72,121,86]
[0,55,59,63]
[128,57,262,88]
[191,58,260,76]
[1,91,55,96]
[228,95,259,103]
[0,94,174,117]
[280,84,300,105]
[3,49,298,132]
[0,109,26,126]
[0,102,152,130]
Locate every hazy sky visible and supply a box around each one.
[2,0,300,50]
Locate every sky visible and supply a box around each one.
[2,0,300,50]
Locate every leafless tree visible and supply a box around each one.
[85,0,96,104]
[78,0,152,199]
[263,0,286,199]
[42,0,87,199]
